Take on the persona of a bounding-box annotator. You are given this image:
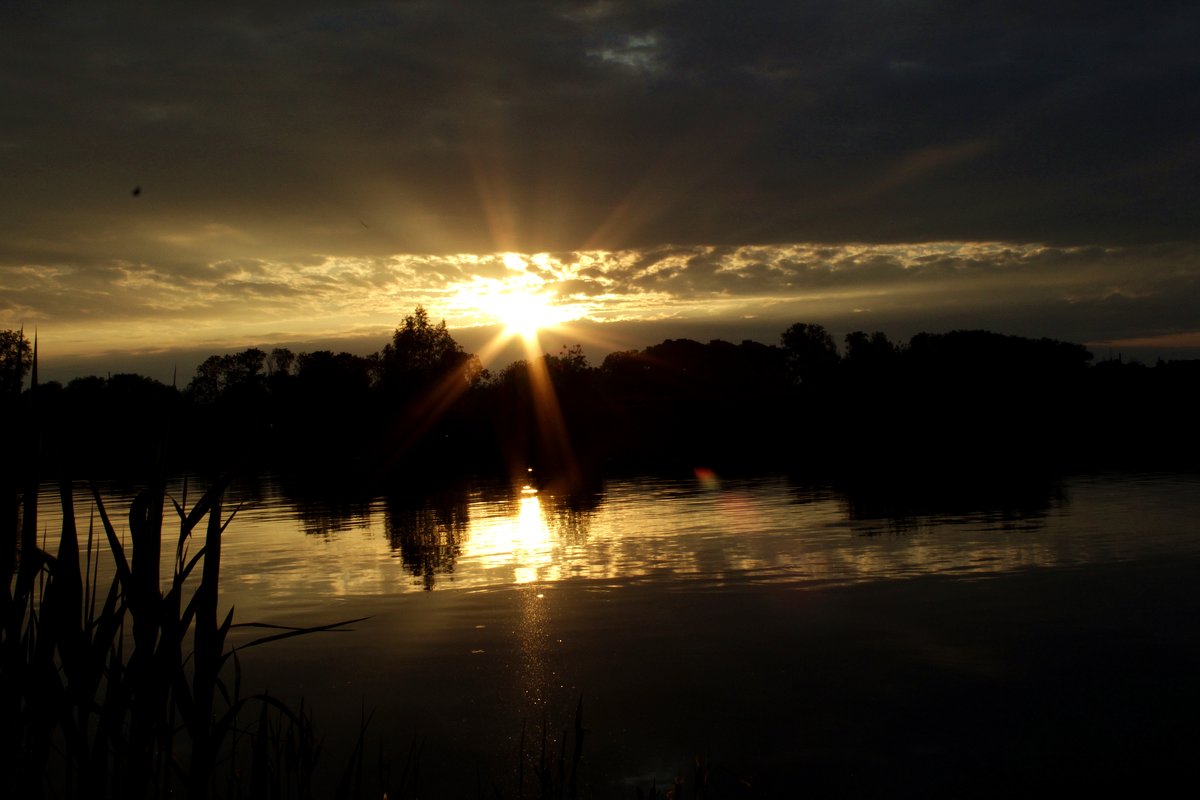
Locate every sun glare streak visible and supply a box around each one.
[383,359,482,465]
[547,320,637,356]
[522,346,582,487]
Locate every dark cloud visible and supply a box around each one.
[3,0,1197,261]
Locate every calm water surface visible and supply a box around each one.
[35,472,1200,796]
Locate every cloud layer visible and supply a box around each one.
[6,242,1198,360]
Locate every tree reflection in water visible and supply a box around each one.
[384,488,470,590]
[381,481,604,589]
[293,497,374,538]
[791,472,1067,536]
[543,486,602,545]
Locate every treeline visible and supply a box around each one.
[3,313,1198,485]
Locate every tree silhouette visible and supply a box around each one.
[266,347,296,376]
[843,331,900,387]
[186,348,267,404]
[20,312,1195,481]
[599,349,646,382]
[0,329,32,398]
[377,306,482,397]
[906,330,1092,383]
[544,344,590,380]
[780,322,839,384]
[844,331,897,366]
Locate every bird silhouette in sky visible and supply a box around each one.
[131,186,141,197]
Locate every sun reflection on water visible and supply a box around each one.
[518,583,551,707]
[468,486,555,584]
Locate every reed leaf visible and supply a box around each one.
[89,481,132,592]
[230,617,371,651]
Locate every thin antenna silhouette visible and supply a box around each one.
[30,328,38,395]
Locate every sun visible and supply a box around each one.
[449,272,585,350]
[485,288,569,342]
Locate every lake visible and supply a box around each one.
[37,470,1200,797]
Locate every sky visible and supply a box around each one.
[3,1,1199,382]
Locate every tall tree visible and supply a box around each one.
[0,329,32,397]
[377,307,481,395]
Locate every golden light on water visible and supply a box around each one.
[514,490,552,584]
[468,487,555,584]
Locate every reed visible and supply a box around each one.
[1,351,366,799]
